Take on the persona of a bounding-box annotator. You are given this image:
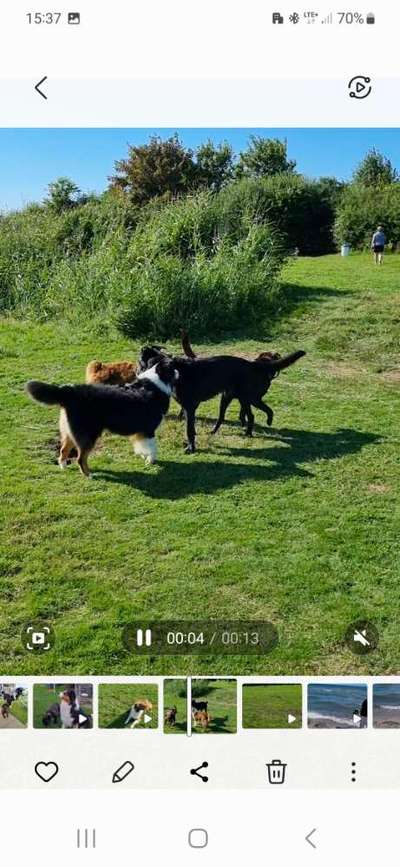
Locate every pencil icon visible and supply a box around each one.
[112,761,135,784]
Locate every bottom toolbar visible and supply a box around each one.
[0,676,399,789]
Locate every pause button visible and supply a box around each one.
[136,628,152,647]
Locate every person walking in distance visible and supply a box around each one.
[371,225,386,265]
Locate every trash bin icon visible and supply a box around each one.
[266,759,287,784]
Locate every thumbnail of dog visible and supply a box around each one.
[26,357,179,477]
[164,706,178,726]
[124,699,153,729]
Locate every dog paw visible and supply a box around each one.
[184,444,196,454]
[58,460,68,469]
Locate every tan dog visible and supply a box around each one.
[86,360,137,385]
[192,710,211,729]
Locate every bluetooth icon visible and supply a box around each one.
[289,12,300,23]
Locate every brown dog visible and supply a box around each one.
[193,710,211,729]
[164,706,178,726]
[86,360,137,385]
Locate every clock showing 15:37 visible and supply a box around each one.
[26,12,81,24]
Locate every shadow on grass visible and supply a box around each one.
[276,281,354,319]
[106,710,130,729]
[95,427,381,500]
[165,720,187,734]
[193,715,232,733]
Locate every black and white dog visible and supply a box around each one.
[26,358,179,477]
[137,346,305,453]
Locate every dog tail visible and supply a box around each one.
[267,350,306,373]
[25,380,71,406]
[181,329,197,359]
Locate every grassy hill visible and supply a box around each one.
[0,253,399,676]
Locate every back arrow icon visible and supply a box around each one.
[35,76,48,99]
[305,828,317,849]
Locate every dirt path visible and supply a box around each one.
[0,713,25,729]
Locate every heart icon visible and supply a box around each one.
[35,761,59,783]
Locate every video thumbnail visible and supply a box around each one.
[373,685,400,728]
[242,683,302,728]
[191,679,237,733]
[0,683,28,729]
[1,128,399,676]
[33,683,93,729]
[99,684,158,729]
[308,684,368,729]
[163,679,188,734]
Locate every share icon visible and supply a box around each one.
[190,761,209,782]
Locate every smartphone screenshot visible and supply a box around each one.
[0,0,399,862]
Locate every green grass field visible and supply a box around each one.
[1,253,399,676]
[192,678,237,733]
[33,683,93,728]
[163,679,188,734]
[242,684,302,728]
[98,684,158,728]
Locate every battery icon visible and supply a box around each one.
[366,12,375,23]
[136,628,152,647]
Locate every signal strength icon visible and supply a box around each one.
[321,12,333,23]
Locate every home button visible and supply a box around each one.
[188,829,208,849]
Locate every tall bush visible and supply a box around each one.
[115,190,287,339]
[218,176,337,255]
[334,184,400,248]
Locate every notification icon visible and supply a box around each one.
[68,12,81,24]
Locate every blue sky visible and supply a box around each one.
[1,128,399,211]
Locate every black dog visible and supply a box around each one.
[26,358,178,477]
[138,347,305,453]
[211,350,306,436]
[42,703,61,727]
[192,699,208,712]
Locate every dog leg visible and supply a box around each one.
[59,409,76,468]
[252,399,274,427]
[59,433,76,469]
[211,393,233,435]
[77,447,92,478]
[184,407,197,453]
[133,434,157,464]
[243,403,255,437]
[239,404,248,428]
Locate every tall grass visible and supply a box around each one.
[0,185,288,338]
